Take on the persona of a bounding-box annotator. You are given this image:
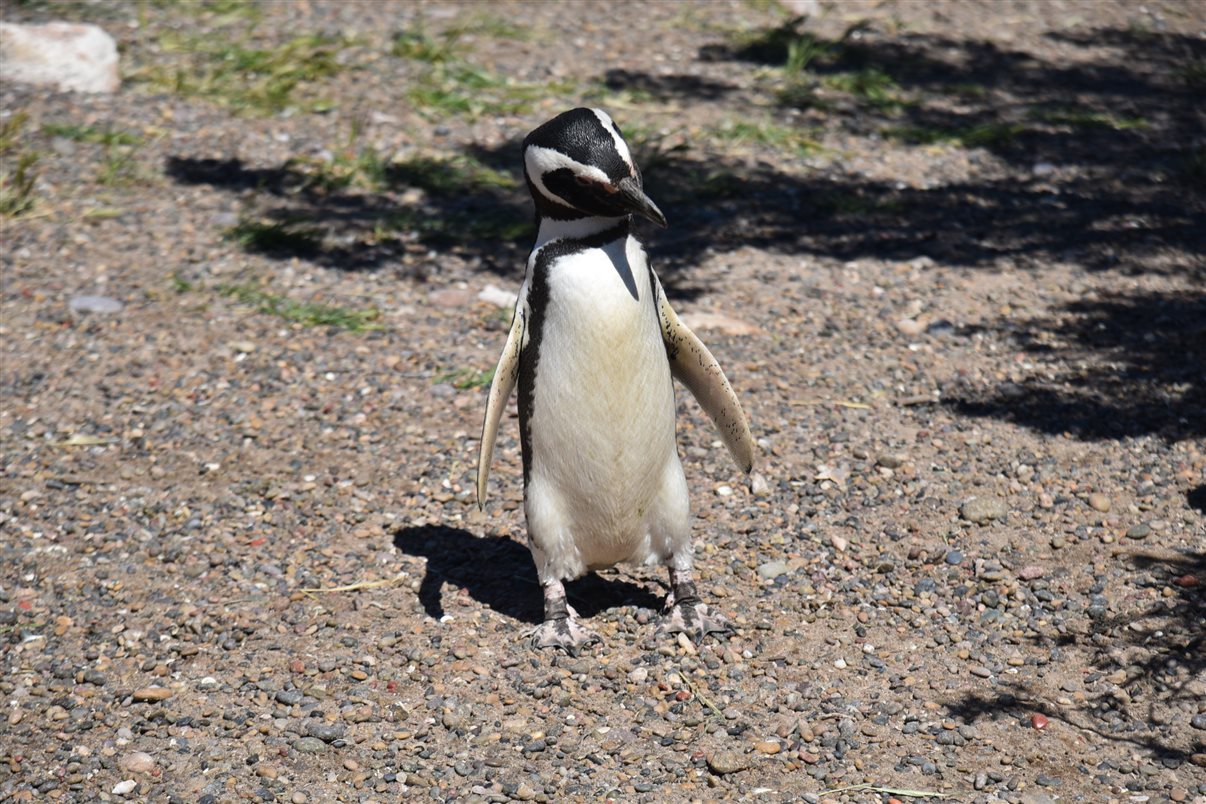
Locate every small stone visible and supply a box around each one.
[291,793,308,804]
[1169,787,1188,802]
[294,737,326,754]
[679,311,763,336]
[627,667,648,684]
[275,689,303,706]
[1191,713,1206,730]
[1087,493,1110,512]
[111,780,137,795]
[969,665,992,678]
[1125,523,1151,539]
[118,752,155,774]
[830,535,848,552]
[305,721,345,743]
[945,550,964,566]
[477,284,517,309]
[1030,713,1049,730]
[755,740,781,754]
[876,454,905,469]
[1017,565,1045,581]
[514,783,537,800]
[960,497,1008,524]
[896,318,925,336]
[716,484,734,497]
[749,473,770,497]
[69,294,124,314]
[756,560,789,580]
[706,750,749,774]
[132,687,172,702]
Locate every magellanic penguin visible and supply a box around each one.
[477,107,755,655]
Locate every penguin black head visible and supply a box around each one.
[523,107,667,228]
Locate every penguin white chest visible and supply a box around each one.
[524,237,683,572]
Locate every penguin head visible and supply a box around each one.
[523,107,667,227]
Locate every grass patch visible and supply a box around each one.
[1030,106,1148,131]
[406,62,558,120]
[217,281,382,332]
[136,32,347,114]
[0,112,39,217]
[225,217,323,255]
[392,21,462,63]
[708,119,823,157]
[436,366,495,390]
[883,121,1025,148]
[42,122,141,146]
[386,154,517,195]
[821,67,902,108]
[387,207,532,244]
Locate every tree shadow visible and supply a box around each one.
[390,524,663,624]
[943,550,1204,763]
[945,290,1206,441]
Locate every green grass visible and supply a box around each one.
[822,67,902,108]
[1030,106,1148,131]
[42,122,141,146]
[137,32,347,114]
[387,207,531,243]
[708,119,823,157]
[217,281,382,332]
[0,113,39,217]
[883,121,1025,148]
[392,21,462,63]
[436,366,495,390]
[406,62,558,120]
[385,154,517,195]
[225,218,323,255]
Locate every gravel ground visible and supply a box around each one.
[1,1,1204,802]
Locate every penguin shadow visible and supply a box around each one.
[390,524,664,625]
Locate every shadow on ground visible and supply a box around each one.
[390,524,663,625]
[945,290,1206,441]
[164,18,1203,439]
[943,550,1205,763]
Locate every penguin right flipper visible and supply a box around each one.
[476,304,526,508]
[652,273,756,474]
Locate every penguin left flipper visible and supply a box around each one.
[476,304,526,509]
[652,274,756,474]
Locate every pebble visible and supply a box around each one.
[896,317,925,336]
[945,549,964,565]
[305,721,345,742]
[118,751,155,774]
[749,472,770,497]
[756,560,789,579]
[294,737,326,754]
[1017,565,1045,580]
[959,497,1008,524]
[1087,493,1111,512]
[706,750,749,774]
[111,780,137,795]
[715,484,734,497]
[69,294,123,314]
[755,740,781,754]
[1191,713,1206,730]
[132,687,173,702]
[1125,523,1151,539]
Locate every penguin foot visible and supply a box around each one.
[527,617,602,656]
[657,600,733,644]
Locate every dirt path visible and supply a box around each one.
[1,1,1203,801]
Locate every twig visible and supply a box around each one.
[679,672,725,720]
[297,573,408,594]
[819,782,951,799]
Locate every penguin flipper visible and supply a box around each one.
[653,275,755,474]
[476,306,525,508]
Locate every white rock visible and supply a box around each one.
[69,295,123,314]
[118,751,155,774]
[111,779,137,795]
[477,283,517,309]
[679,311,763,336]
[0,22,120,94]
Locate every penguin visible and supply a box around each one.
[477,107,755,654]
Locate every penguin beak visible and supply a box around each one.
[614,176,667,228]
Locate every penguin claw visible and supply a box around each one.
[657,601,733,644]
[527,617,602,656]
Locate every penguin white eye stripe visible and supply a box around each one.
[590,107,634,172]
[525,145,612,208]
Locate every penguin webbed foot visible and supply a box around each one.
[657,573,733,644]
[529,579,602,656]
[657,599,733,644]
[528,616,602,656]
